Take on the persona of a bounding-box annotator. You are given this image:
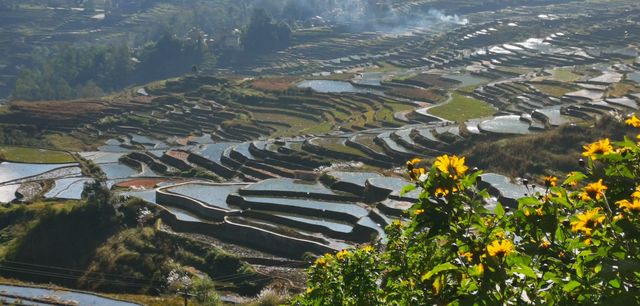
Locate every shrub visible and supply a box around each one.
[294,116,640,305]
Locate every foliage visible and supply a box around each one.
[295,116,640,305]
[13,44,132,101]
[12,34,210,101]
[428,92,496,123]
[242,9,292,53]
[0,146,75,163]
[245,288,291,306]
[463,116,631,177]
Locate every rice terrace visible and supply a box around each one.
[0,0,639,304]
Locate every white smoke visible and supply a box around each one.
[428,9,469,25]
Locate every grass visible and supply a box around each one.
[309,73,355,81]
[0,146,75,163]
[249,77,299,91]
[313,138,369,158]
[368,61,400,73]
[386,87,446,103]
[550,68,582,82]
[428,93,496,123]
[532,84,576,98]
[607,83,638,98]
[462,116,635,178]
[45,133,99,151]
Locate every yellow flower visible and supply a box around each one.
[626,115,640,128]
[539,239,551,250]
[432,275,444,295]
[571,208,605,236]
[582,139,613,159]
[543,176,558,187]
[336,249,350,260]
[487,239,514,257]
[580,179,607,201]
[632,186,640,199]
[434,155,468,179]
[315,257,328,267]
[475,263,485,276]
[414,209,425,215]
[459,251,474,262]
[613,214,624,221]
[406,158,422,171]
[362,245,374,253]
[524,209,531,217]
[584,238,592,246]
[617,199,640,213]
[410,167,426,181]
[306,287,314,294]
[434,187,449,197]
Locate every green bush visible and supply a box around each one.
[294,116,640,305]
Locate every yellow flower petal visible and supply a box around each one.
[582,139,613,159]
[487,239,514,257]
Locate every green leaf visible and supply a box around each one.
[609,279,621,289]
[421,262,458,281]
[494,203,505,218]
[518,196,540,207]
[400,184,417,196]
[512,264,537,279]
[563,171,587,187]
[563,280,581,292]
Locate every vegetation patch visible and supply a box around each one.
[386,87,446,103]
[249,77,298,91]
[532,83,576,97]
[462,116,633,177]
[607,82,638,98]
[428,92,496,123]
[296,120,640,304]
[0,146,75,163]
[550,68,583,82]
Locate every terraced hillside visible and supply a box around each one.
[2,0,640,298]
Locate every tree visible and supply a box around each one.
[242,9,292,53]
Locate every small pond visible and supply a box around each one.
[0,162,78,184]
[45,178,92,200]
[241,196,369,218]
[441,73,489,87]
[165,206,204,222]
[121,190,157,204]
[0,184,20,203]
[352,72,384,86]
[130,134,169,150]
[0,284,139,306]
[100,163,140,180]
[535,106,576,126]
[297,80,382,94]
[79,152,124,164]
[243,178,337,195]
[196,143,238,162]
[329,171,382,187]
[627,72,640,84]
[480,173,528,200]
[269,212,354,233]
[167,184,245,210]
[479,115,532,135]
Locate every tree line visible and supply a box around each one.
[12,34,210,101]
